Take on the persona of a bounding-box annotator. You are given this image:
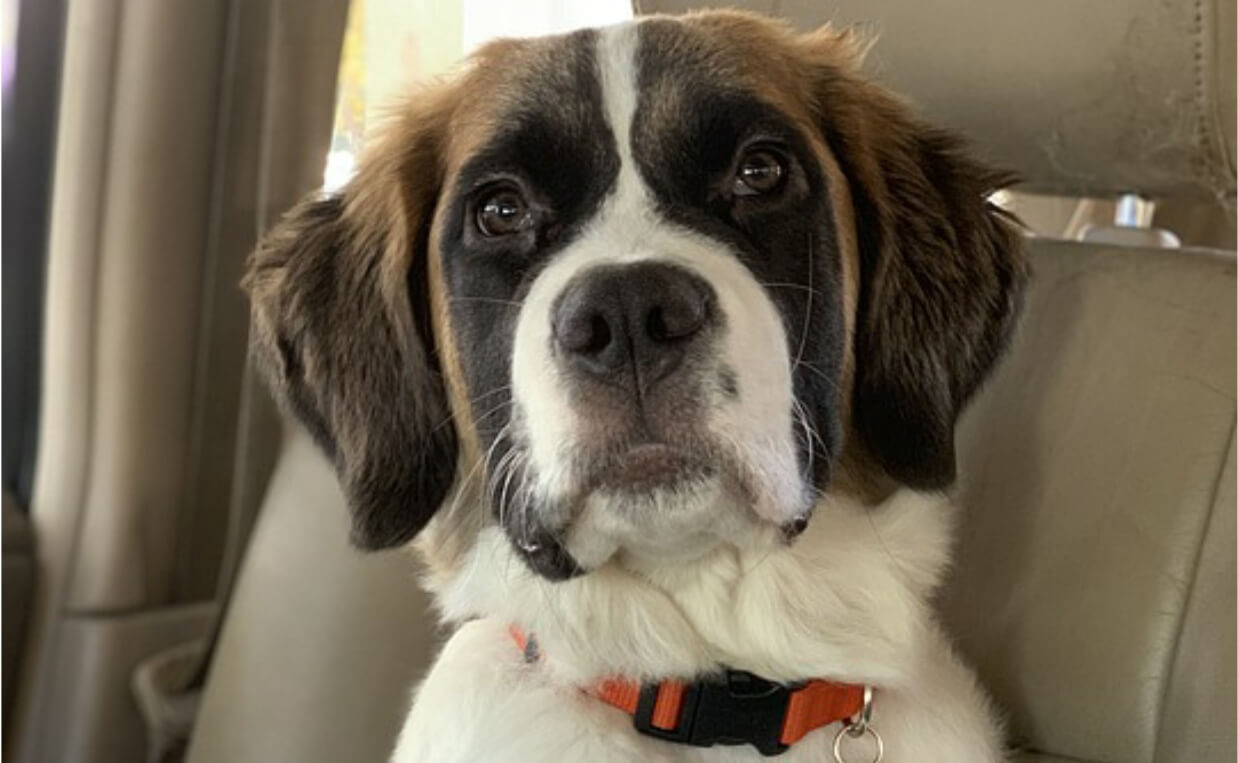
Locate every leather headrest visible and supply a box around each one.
[641,0,1236,205]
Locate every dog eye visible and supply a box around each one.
[476,188,533,237]
[733,149,786,196]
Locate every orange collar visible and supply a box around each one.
[510,626,867,756]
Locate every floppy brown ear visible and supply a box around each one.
[243,93,458,549]
[804,32,1028,488]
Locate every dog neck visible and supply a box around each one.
[431,489,956,691]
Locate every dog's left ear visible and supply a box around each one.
[802,27,1029,489]
[243,88,460,549]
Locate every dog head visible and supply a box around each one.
[245,11,1026,582]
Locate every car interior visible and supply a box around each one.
[2,0,1234,761]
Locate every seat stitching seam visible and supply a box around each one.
[1149,417,1235,762]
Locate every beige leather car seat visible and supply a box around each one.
[187,1,1235,761]
[948,242,1235,762]
[187,430,437,763]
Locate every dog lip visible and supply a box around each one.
[781,513,811,541]
[598,443,707,491]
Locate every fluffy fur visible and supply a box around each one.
[244,10,1027,762]
[398,491,1003,761]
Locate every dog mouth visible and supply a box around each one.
[500,429,809,579]
[595,443,714,493]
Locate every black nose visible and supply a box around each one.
[552,262,716,388]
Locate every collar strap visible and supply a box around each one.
[510,626,866,757]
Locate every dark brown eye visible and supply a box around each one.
[476,188,532,237]
[733,149,785,196]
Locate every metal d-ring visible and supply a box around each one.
[832,686,883,763]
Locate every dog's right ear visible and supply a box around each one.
[243,88,460,550]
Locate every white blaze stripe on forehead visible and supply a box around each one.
[598,22,641,185]
[509,20,804,534]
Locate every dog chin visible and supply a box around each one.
[556,468,792,572]
[592,443,715,494]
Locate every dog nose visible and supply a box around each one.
[552,262,715,387]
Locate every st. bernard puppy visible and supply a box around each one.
[245,10,1027,762]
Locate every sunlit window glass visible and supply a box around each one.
[324,0,633,192]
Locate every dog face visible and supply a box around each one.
[245,12,1026,582]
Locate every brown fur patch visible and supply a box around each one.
[791,34,1028,489]
[244,78,466,551]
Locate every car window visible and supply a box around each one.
[2,0,66,507]
[324,0,633,192]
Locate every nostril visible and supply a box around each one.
[584,314,612,354]
[554,310,613,356]
[646,307,668,342]
[647,293,708,342]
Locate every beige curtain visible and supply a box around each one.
[10,2,349,761]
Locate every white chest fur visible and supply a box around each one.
[396,491,1006,762]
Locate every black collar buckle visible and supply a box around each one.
[633,669,796,757]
